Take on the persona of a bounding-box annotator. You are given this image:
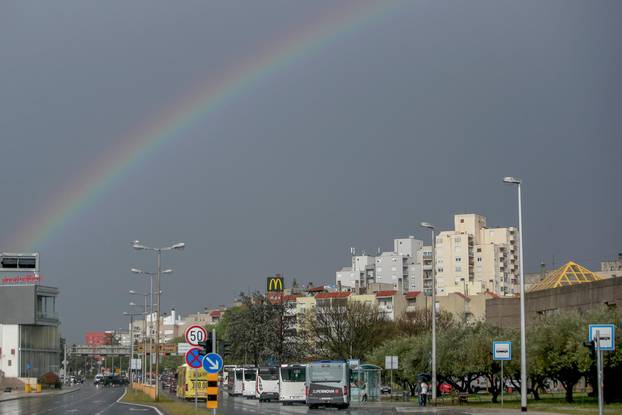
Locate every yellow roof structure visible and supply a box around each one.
[529,260,603,292]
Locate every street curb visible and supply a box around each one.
[0,385,81,403]
[117,387,165,415]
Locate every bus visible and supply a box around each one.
[255,367,279,402]
[242,367,257,399]
[228,368,244,396]
[306,360,350,410]
[279,364,306,405]
[176,364,211,400]
[222,365,236,387]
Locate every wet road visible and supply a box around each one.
[176,390,474,415]
[0,384,159,415]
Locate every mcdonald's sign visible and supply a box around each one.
[267,275,284,292]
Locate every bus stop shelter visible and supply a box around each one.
[350,364,382,402]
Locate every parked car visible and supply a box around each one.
[439,383,452,394]
[380,385,392,394]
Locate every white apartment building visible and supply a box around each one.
[434,214,519,296]
[336,236,424,293]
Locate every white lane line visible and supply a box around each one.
[111,388,164,415]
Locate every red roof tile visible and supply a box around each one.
[282,294,301,302]
[315,291,351,299]
[307,286,326,293]
[209,310,221,317]
[405,291,421,299]
[375,290,398,298]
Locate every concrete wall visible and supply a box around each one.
[486,278,622,329]
[0,286,36,324]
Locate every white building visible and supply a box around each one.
[336,236,424,293]
[434,214,519,296]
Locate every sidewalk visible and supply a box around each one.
[0,385,81,403]
[351,400,571,415]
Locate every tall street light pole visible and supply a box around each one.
[132,241,184,400]
[130,292,148,384]
[421,222,436,405]
[503,176,527,412]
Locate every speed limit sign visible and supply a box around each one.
[185,325,207,346]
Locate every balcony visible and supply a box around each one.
[36,310,60,323]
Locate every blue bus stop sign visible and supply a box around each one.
[202,353,223,374]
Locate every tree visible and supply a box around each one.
[305,301,389,360]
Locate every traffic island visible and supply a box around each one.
[123,388,213,415]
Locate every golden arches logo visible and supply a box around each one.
[267,276,283,292]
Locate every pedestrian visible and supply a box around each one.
[420,381,428,407]
[415,381,422,406]
[361,382,368,402]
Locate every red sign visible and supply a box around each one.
[185,325,207,346]
[1,274,41,285]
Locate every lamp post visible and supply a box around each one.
[132,241,184,399]
[420,222,436,405]
[503,176,527,412]
[130,290,150,384]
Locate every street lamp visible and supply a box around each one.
[420,222,436,405]
[132,241,184,399]
[503,176,527,412]
[124,311,143,385]
[130,290,150,385]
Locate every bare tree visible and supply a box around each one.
[305,301,389,360]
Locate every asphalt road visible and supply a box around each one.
[173,390,474,415]
[0,384,159,415]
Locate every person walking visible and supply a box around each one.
[420,381,428,407]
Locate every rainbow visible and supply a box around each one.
[7,1,397,251]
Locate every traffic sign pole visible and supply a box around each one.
[501,360,504,406]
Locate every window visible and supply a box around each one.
[460,219,464,223]
[477,257,482,262]
[455,257,462,262]
[456,266,462,272]
[477,248,481,253]
[437,268,443,273]
[454,238,461,243]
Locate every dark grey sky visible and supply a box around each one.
[1,1,620,342]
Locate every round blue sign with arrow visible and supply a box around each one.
[202,353,223,374]
[185,347,204,369]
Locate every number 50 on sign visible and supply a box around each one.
[185,325,207,346]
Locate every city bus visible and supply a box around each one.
[279,364,306,405]
[226,367,243,396]
[242,367,257,399]
[306,360,350,410]
[255,367,279,402]
[176,364,210,400]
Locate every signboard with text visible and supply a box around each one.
[493,341,512,360]
[589,324,615,351]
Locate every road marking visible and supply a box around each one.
[129,409,149,412]
[114,388,163,415]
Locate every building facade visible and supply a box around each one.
[0,285,61,378]
[336,237,424,293]
[434,214,519,296]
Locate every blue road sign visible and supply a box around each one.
[493,341,512,360]
[202,353,223,374]
[589,324,615,351]
[185,347,204,369]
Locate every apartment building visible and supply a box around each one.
[336,237,424,293]
[435,214,519,296]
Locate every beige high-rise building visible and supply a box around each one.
[434,214,519,296]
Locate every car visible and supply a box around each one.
[439,383,452,394]
[380,385,392,394]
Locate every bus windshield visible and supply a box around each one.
[244,370,256,381]
[281,366,306,382]
[309,364,344,383]
[258,367,278,380]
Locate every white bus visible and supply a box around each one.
[306,360,350,410]
[242,367,257,399]
[227,368,244,396]
[279,364,306,405]
[255,367,280,402]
